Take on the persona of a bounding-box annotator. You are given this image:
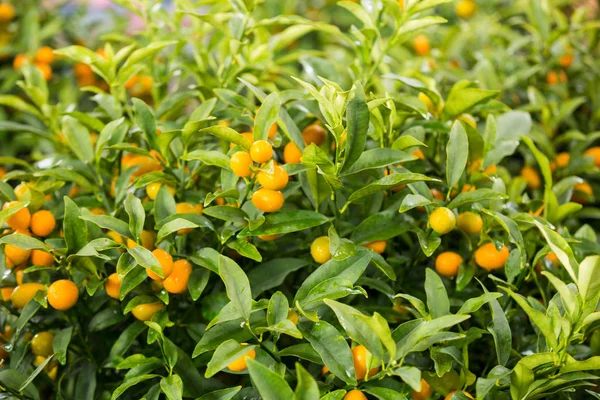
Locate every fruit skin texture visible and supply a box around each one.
[352,345,379,380]
[429,207,456,235]
[411,378,433,400]
[584,147,600,167]
[435,252,464,278]
[5,240,32,267]
[311,236,331,264]
[414,34,430,56]
[257,165,289,190]
[3,201,31,230]
[132,302,163,321]
[30,210,56,237]
[251,188,284,213]
[31,332,54,357]
[0,3,16,22]
[35,46,54,64]
[230,151,253,177]
[146,183,175,200]
[475,243,509,271]
[302,124,326,145]
[31,250,54,266]
[227,345,256,372]
[105,273,122,299]
[362,240,387,254]
[249,140,273,163]
[11,283,46,309]
[287,309,299,325]
[344,390,367,400]
[148,249,173,281]
[457,212,483,235]
[283,142,302,164]
[446,391,474,400]
[521,166,541,189]
[163,259,192,294]
[455,0,476,18]
[47,280,79,311]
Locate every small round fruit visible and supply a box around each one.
[256,165,289,190]
[344,390,367,400]
[11,283,46,309]
[175,203,203,234]
[250,140,273,163]
[362,240,387,254]
[287,309,299,325]
[31,249,54,267]
[521,166,541,190]
[456,212,483,235]
[147,249,173,281]
[227,345,256,372]
[34,46,54,64]
[414,34,430,56]
[584,147,600,167]
[47,280,79,311]
[31,332,54,357]
[302,124,326,146]
[435,252,463,278]
[554,152,570,170]
[230,151,253,177]
[455,0,476,18]
[545,252,560,266]
[311,236,331,264]
[251,189,284,213]
[35,63,52,81]
[1,287,14,301]
[230,132,254,149]
[3,202,31,230]
[107,230,124,245]
[283,142,302,164]
[446,391,474,400]
[5,241,31,266]
[13,54,27,69]
[411,378,433,400]
[163,259,192,294]
[429,207,456,235]
[131,302,163,321]
[559,54,574,68]
[352,345,379,380]
[146,183,175,200]
[105,273,121,300]
[0,3,16,22]
[475,243,509,271]
[30,210,56,237]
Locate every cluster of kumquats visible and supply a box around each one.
[0,0,599,399]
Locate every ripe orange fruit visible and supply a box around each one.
[13,54,27,69]
[559,54,573,68]
[521,166,541,190]
[227,344,256,372]
[107,230,124,245]
[429,207,456,235]
[344,390,367,400]
[3,201,31,230]
[302,124,326,146]
[283,142,302,164]
[455,0,476,18]
[412,149,425,160]
[230,132,254,149]
[572,182,593,204]
[105,273,121,299]
[31,249,54,267]
[251,188,284,213]
[545,252,560,266]
[34,46,54,64]
[475,243,509,271]
[268,123,277,139]
[0,3,15,22]
[456,212,483,235]
[47,280,79,311]
[30,210,56,237]
[175,203,203,234]
[1,287,14,301]
[147,249,173,281]
[551,152,570,171]
[287,309,299,325]
[584,147,600,167]
[430,188,444,201]
[256,165,289,190]
[35,62,52,81]
[546,71,558,85]
[257,234,279,241]
[5,231,32,266]
[230,151,253,177]
[11,283,46,309]
[414,34,430,56]
[353,345,379,380]
[131,302,163,321]
[362,240,387,254]
[435,252,463,278]
[411,379,433,400]
[146,183,175,200]
[250,140,273,163]
[31,332,54,357]
[125,75,152,96]
[446,391,474,400]
[163,259,192,294]
[311,236,331,264]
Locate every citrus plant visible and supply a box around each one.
[0,0,599,399]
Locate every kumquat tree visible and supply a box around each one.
[1,0,600,399]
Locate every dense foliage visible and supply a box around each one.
[0,0,599,399]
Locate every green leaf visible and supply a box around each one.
[578,256,600,303]
[197,125,251,150]
[295,363,320,400]
[111,374,160,400]
[532,218,579,284]
[81,213,133,240]
[63,116,94,163]
[298,320,357,386]
[132,98,158,150]
[0,369,40,400]
[125,193,145,241]
[246,358,295,400]
[394,366,422,391]
[399,194,436,213]
[183,150,230,170]
[219,255,252,321]
[342,149,416,175]
[196,387,242,400]
[0,234,47,251]
[254,92,280,141]
[20,355,55,392]
[446,121,469,189]
[425,269,449,318]
[205,340,256,377]
[446,189,508,208]
[342,81,369,172]
[267,291,289,327]
[345,173,439,208]
[248,258,308,296]
[127,246,164,279]
[483,111,531,167]
[238,210,329,237]
[442,82,499,119]
[53,327,73,365]
[64,197,88,255]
